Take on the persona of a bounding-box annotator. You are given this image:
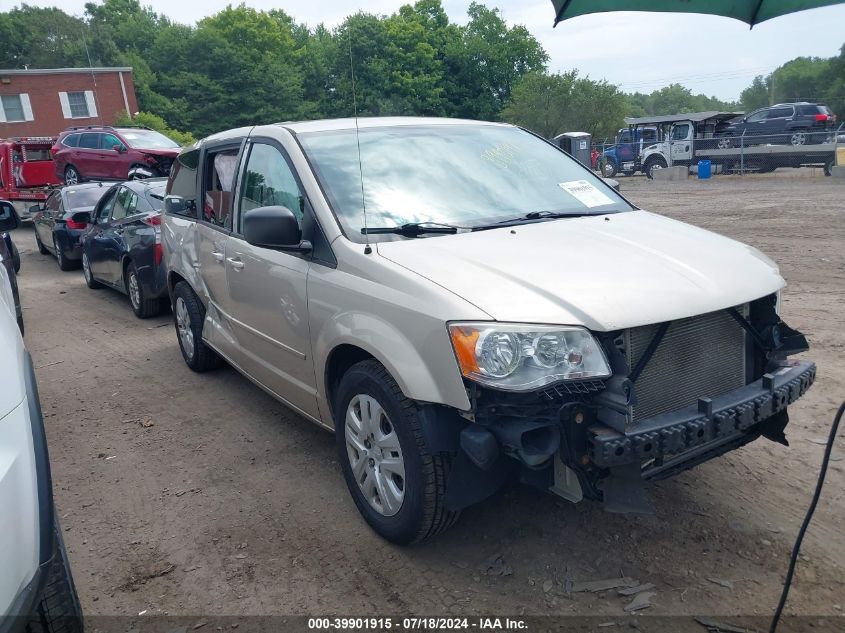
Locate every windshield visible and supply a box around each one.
[118,129,180,150]
[64,186,108,209]
[298,123,631,240]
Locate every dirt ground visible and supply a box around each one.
[13,171,845,622]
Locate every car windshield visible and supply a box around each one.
[118,129,180,149]
[64,186,108,209]
[298,123,631,240]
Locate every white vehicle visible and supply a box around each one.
[0,211,82,631]
[634,112,838,178]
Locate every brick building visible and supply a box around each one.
[0,67,138,137]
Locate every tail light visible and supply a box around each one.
[66,218,88,230]
[51,145,60,158]
[143,214,163,265]
[815,113,831,122]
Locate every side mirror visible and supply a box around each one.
[0,201,19,231]
[112,144,125,153]
[71,211,91,226]
[602,177,620,192]
[243,206,311,252]
[165,195,186,214]
[29,203,43,214]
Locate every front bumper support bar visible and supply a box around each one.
[588,360,816,470]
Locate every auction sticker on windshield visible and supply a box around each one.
[558,180,614,208]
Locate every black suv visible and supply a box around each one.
[717,102,836,148]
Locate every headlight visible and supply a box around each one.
[448,323,611,391]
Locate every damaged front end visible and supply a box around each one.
[441,293,815,513]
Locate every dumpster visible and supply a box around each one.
[697,159,712,179]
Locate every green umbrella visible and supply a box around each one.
[551,0,845,27]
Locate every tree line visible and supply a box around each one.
[1,0,842,144]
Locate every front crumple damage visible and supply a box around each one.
[439,293,815,514]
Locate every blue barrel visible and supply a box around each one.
[698,159,712,179]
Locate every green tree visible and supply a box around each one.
[740,75,770,111]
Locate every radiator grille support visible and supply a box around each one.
[616,306,748,425]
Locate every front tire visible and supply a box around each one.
[27,522,84,633]
[10,239,20,273]
[334,360,459,544]
[126,261,162,318]
[601,159,618,178]
[645,156,668,180]
[173,281,223,372]
[35,231,49,255]
[63,165,81,185]
[82,252,102,289]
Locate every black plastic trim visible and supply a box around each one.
[589,360,815,468]
[24,351,55,566]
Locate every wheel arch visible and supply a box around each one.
[315,315,471,424]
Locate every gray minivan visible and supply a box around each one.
[163,117,814,544]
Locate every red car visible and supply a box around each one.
[52,125,181,185]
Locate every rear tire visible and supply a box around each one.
[63,165,81,185]
[334,359,459,544]
[173,281,223,372]
[53,236,74,271]
[126,261,162,318]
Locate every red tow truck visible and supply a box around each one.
[0,137,62,221]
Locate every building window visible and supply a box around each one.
[59,91,97,119]
[0,93,33,122]
[67,91,90,118]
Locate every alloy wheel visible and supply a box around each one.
[717,137,732,150]
[175,297,195,360]
[82,254,92,283]
[53,237,64,268]
[790,132,807,146]
[64,167,79,185]
[128,271,141,310]
[345,394,406,517]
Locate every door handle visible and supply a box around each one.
[226,257,244,270]
[211,251,225,262]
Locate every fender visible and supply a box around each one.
[313,310,471,425]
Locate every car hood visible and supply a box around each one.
[137,148,181,158]
[375,210,784,331]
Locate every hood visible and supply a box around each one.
[139,148,181,158]
[376,210,784,332]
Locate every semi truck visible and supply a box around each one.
[0,137,61,220]
[623,112,839,178]
[598,126,658,177]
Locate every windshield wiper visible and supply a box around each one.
[361,222,462,237]
[470,210,596,231]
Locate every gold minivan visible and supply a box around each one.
[163,117,814,543]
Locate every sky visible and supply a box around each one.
[14,0,845,101]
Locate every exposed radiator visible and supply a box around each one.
[616,306,748,424]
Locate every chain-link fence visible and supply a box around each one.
[591,123,843,179]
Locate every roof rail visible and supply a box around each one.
[63,124,153,132]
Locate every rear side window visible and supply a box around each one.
[167,148,199,218]
[111,187,137,221]
[202,148,239,228]
[78,133,100,149]
[62,134,80,148]
[768,107,793,119]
